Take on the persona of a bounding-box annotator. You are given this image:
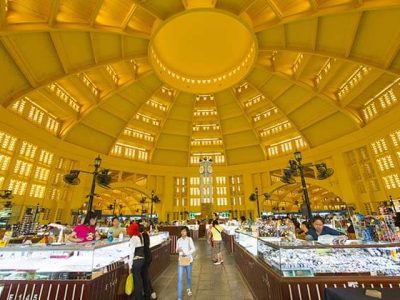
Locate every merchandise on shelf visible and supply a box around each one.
[351,214,400,242]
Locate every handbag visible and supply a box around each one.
[179,255,191,266]
[125,273,134,295]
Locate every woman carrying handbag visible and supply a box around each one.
[127,222,145,300]
[176,226,196,300]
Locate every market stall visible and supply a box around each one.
[0,232,170,300]
[234,231,400,300]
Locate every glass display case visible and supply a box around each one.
[235,230,258,256]
[0,232,169,281]
[235,231,400,277]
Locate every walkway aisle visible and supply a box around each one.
[153,239,254,300]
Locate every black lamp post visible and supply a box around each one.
[88,155,102,215]
[294,151,313,221]
[107,199,117,215]
[280,151,334,221]
[150,191,160,223]
[389,195,397,213]
[150,190,154,223]
[249,187,261,218]
[64,156,111,223]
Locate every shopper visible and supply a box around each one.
[176,226,196,300]
[108,216,126,238]
[211,220,223,265]
[212,212,219,221]
[127,222,145,300]
[206,219,216,262]
[306,216,344,241]
[140,224,157,300]
[67,212,100,242]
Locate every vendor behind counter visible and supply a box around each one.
[306,216,344,241]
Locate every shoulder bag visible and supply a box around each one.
[178,239,191,266]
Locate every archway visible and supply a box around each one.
[261,179,348,213]
[93,182,156,215]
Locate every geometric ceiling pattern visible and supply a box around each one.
[1,0,400,166]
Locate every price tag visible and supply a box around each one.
[0,240,8,248]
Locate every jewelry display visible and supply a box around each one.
[0,232,169,280]
[236,231,400,277]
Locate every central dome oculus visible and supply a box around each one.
[149,9,256,93]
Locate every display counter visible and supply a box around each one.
[0,232,170,300]
[222,228,237,253]
[234,231,400,300]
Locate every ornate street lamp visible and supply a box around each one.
[0,190,12,199]
[150,190,160,223]
[280,151,334,220]
[63,156,112,223]
[249,187,261,218]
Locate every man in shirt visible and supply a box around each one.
[108,216,126,238]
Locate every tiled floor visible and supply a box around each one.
[152,239,254,300]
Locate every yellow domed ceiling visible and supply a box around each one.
[1,0,400,167]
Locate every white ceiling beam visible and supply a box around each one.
[258,48,400,77]
[217,91,248,164]
[282,24,287,48]
[383,30,400,69]
[2,54,147,108]
[308,0,318,11]
[149,91,181,163]
[0,0,7,27]
[0,24,151,39]
[120,3,137,31]
[48,0,60,27]
[239,0,258,14]
[49,32,69,74]
[61,70,154,138]
[89,32,98,65]
[265,0,283,20]
[1,37,38,87]
[253,2,400,33]
[254,65,364,128]
[344,11,363,58]
[311,17,319,51]
[89,0,104,27]
[248,80,314,148]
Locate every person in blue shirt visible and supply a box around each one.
[306,216,344,241]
